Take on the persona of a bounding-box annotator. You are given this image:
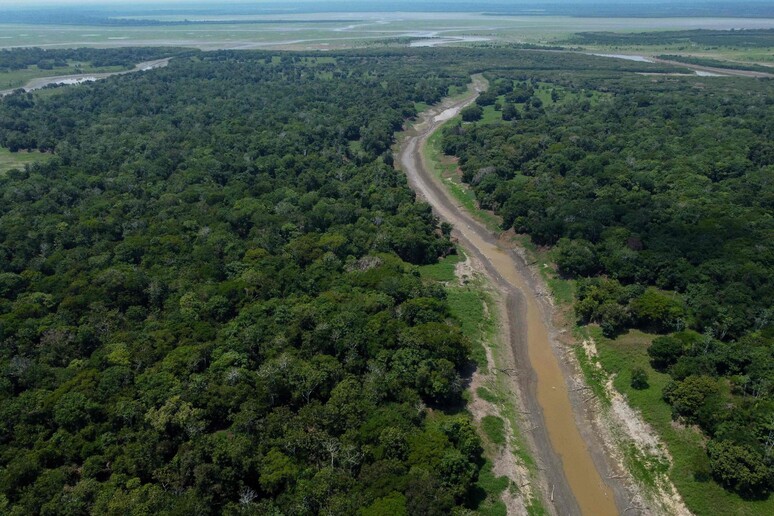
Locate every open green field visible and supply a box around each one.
[0,148,49,176]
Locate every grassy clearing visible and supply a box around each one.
[0,148,49,176]
[449,288,489,371]
[529,81,610,109]
[479,96,505,124]
[506,234,576,307]
[417,249,464,282]
[448,84,472,99]
[474,460,509,516]
[300,56,337,65]
[481,415,507,446]
[476,386,499,404]
[416,249,490,368]
[592,328,774,515]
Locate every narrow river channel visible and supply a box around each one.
[0,58,170,97]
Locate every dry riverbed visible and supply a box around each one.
[397,76,689,515]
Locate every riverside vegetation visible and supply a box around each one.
[0,45,769,514]
[440,65,774,510]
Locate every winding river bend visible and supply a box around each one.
[397,77,626,515]
[0,58,170,97]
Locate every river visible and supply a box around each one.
[397,76,627,515]
[0,58,170,97]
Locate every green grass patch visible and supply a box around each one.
[417,250,464,282]
[449,288,488,370]
[526,498,549,516]
[481,415,506,446]
[546,274,575,306]
[0,148,49,176]
[593,329,774,515]
[301,56,337,65]
[530,81,609,108]
[476,386,499,404]
[479,98,505,124]
[476,459,509,496]
[414,101,429,112]
[476,460,510,516]
[480,500,507,516]
[417,249,489,370]
[447,84,471,98]
[505,234,575,307]
[474,460,509,516]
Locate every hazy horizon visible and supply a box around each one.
[0,0,771,51]
[2,0,770,6]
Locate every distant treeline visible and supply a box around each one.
[569,29,774,48]
[658,54,773,73]
[0,47,191,72]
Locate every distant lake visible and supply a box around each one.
[410,36,491,47]
[590,53,654,63]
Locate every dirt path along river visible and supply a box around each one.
[397,76,627,516]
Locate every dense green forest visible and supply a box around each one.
[441,69,774,498]
[657,54,773,73]
[568,29,774,48]
[0,50,489,515]
[0,45,757,513]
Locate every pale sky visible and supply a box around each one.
[2,0,225,6]
[1,0,738,5]
[0,0,754,7]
